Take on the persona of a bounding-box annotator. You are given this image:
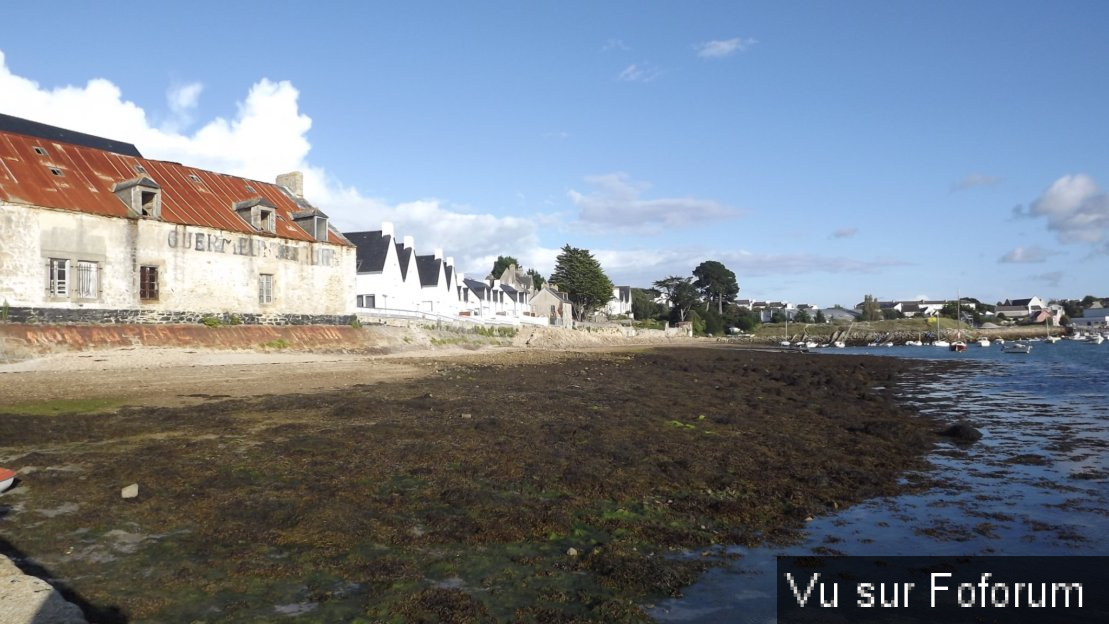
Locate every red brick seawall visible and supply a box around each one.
[0,323,365,353]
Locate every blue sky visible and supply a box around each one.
[2,1,1107,307]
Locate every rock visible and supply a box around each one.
[121,483,139,499]
[460,413,472,419]
[939,421,983,443]
[0,556,87,624]
[566,547,578,557]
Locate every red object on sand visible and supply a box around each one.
[0,468,15,493]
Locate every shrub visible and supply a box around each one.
[201,316,222,328]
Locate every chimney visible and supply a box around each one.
[434,248,443,260]
[403,235,414,249]
[276,171,304,198]
[381,221,394,238]
[445,256,454,267]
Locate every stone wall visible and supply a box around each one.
[2,306,356,326]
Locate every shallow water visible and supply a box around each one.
[651,338,1109,623]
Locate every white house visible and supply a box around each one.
[995,296,1047,321]
[605,286,632,317]
[0,114,355,324]
[1070,308,1109,329]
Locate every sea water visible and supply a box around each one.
[650,338,1109,623]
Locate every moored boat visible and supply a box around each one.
[1002,342,1032,354]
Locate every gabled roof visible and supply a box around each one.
[444,265,454,288]
[0,115,349,246]
[394,242,413,280]
[345,230,393,273]
[415,254,442,287]
[463,277,488,294]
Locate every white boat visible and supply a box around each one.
[1002,342,1032,354]
[832,341,846,348]
[1091,334,1105,345]
[933,340,951,348]
[977,338,991,347]
[0,468,15,493]
[905,339,923,346]
[993,338,1005,345]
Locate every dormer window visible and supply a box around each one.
[233,197,278,234]
[113,176,162,219]
[257,207,276,233]
[291,209,330,242]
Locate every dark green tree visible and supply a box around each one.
[794,308,812,323]
[732,308,760,331]
[549,245,614,322]
[814,309,827,323]
[692,260,740,314]
[526,268,545,290]
[491,255,520,279]
[860,294,881,321]
[631,288,665,320]
[653,276,699,322]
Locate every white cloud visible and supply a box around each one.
[998,246,1056,263]
[950,172,1002,192]
[694,37,757,59]
[165,81,202,116]
[831,227,858,239]
[568,172,737,233]
[616,63,662,83]
[601,39,630,52]
[0,49,544,281]
[1017,174,1109,252]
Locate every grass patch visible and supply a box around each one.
[260,338,290,349]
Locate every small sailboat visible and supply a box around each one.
[0,468,15,493]
[976,337,991,348]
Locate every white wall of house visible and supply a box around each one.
[1,202,354,315]
[353,233,404,312]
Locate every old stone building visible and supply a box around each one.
[0,114,355,324]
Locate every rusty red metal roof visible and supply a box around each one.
[0,124,350,246]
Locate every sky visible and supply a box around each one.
[1,1,1107,308]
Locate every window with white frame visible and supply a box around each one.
[259,274,274,304]
[47,258,68,296]
[75,260,99,299]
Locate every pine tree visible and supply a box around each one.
[549,245,614,322]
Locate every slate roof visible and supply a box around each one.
[0,113,143,157]
[415,255,442,287]
[463,278,488,295]
[395,242,413,280]
[345,231,392,273]
[0,114,349,246]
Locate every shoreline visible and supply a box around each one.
[0,343,952,622]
